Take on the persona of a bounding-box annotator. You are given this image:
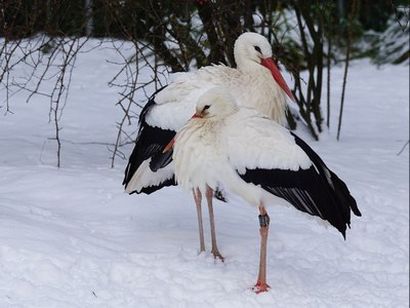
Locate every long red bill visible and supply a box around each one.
[191,113,202,119]
[163,113,201,153]
[261,58,295,102]
[163,137,175,153]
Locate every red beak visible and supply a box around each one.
[163,137,175,153]
[192,113,202,119]
[163,113,201,153]
[261,58,295,102]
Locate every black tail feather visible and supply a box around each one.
[329,170,362,217]
[123,86,177,194]
[291,132,361,218]
[240,167,350,237]
[239,133,361,238]
[136,176,176,195]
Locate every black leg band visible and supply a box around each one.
[258,214,270,227]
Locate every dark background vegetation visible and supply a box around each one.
[1,0,409,166]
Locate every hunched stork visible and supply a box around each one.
[170,88,361,293]
[123,32,294,260]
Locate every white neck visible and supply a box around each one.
[234,65,288,126]
[236,57,260,72]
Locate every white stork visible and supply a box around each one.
[123,32,295,260]
[170,88,361,293]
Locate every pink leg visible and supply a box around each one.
[205,186,224,261]
[253,205,270,294]
[192,188,205,253]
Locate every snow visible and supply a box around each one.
[374,8,410,65]
[0,40,409,307]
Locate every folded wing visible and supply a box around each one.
[123,65,235,194]
[223,112,361,237]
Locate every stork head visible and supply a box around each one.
[163,88,238,153]
[234,32,273,65]
[234,32,295,101]
[193,88,239,120]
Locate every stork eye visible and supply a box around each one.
[254,46,262,53]
[203,105,210,111]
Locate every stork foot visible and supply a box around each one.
[253,281,270,294]
[211,249,224,262]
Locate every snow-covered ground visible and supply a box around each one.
[0,41,408,307]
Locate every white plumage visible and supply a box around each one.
[172,88,360,292]
[123,32,297,266]
[146,63,288,131]
[126,160,174,194]
[173,88,311,206]
[124,32,294,195]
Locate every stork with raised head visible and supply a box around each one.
[170,88,361,293]
[123,32,295,260]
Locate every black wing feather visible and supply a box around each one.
[138,176,176,195]
[123,86,177,194]
[239,133,360,238]
[291,133,361,217]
